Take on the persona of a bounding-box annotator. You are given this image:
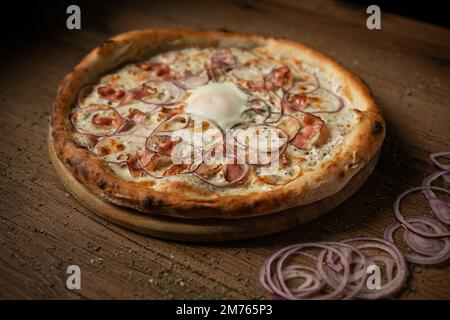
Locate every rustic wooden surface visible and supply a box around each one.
[0,0,449,299]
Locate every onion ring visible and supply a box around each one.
[341,238,408,300]
[422,171,450,224]
[384,217,450,265]
[394,186,450,238]
[139,80,185,106]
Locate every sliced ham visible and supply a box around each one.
[71,104,124,136]
[137,148,154,168]
[136,63,172,79]
[92,114,113,126]
[286,94,307,111]
[290,113,325,150]
[210,48,237,70]
[146,135,177,155]
[125,108,145,121]
[130,85,157,100]
[97,86,126,102]
[114,120,137,135]
[264,66,292,91]
[224,162,248,183]
[126,152,141,170]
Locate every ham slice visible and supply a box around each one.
[286,94,307,111]
[264,66,292,91]
[291,113,324,150]
[210,48,237,70]
[97,86,126,102]
[130,85,156,100]
[224,162,248,183]
[136,63,172,79]
[146,135,177,155]
[137,148,154,168]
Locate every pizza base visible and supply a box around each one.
[50,29,385,219]
[49,130,380,241]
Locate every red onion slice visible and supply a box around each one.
[394,186,450,238]
[195,159,249,187]
[316,243,368,299]
[145,134,179,156]
[140,153,191,179]
[141,107,183,132]
[263,66,292,92]
[307,88,344,114]
[341,238,408,300]
[153,114,190,134]
[288,73,320,95]
[422,171,450,224]
[271,114,301,142]
[194,146,249,187]
[138,80,185,106]
[259,238,408,300]
[430,151,450,171]
[259,243,350,300]
[384,217,450,265]
[92,135,147,164]
[285,87,343,114]
[174,71,209,89]
[70,104,124,137]
[210,48,238,71]
[404,224,445,256]
[113,119,139,136]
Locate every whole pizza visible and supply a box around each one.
[50,29,385,219]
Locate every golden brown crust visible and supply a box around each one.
[50,29,385,219]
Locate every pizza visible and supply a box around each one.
[50,29,385,219]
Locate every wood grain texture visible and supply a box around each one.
[0,0,449,299]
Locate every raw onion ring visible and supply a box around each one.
[173,71,209,89]
[139,80,185,106]
[394,186,450,238]
[259,243,352,300]
[430,151,450,171]
[341,238,408,300]
[422,171,450,224]
[384,217,450,265]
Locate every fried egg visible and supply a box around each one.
[186,82,247,130]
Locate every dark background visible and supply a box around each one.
[1,0,449,43]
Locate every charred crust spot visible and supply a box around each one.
[97,179,107,190]
[100,39,114,47]
[216,27,233,33]
[80,167,89,179]
[372,121,383,134]
[65,158,72,166]
[143,196,153,209]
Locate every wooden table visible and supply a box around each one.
[1,0,449,299]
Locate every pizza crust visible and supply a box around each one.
[50,29,385,219]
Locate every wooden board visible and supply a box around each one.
[49,130,380,242]
[1,0,449,299]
